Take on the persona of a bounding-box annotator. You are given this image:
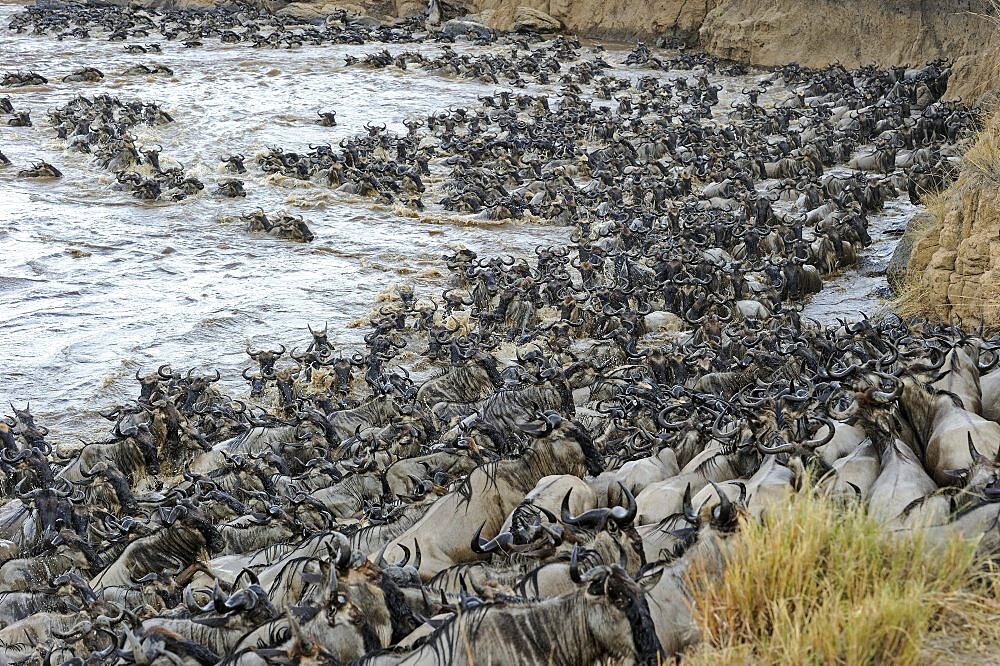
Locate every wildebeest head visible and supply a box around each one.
[180,368,221,415]
[569,549,664,665]
[519,411,605,477]
[188,578,279,628]
[561,482,638,533]
[9,402,44,436]
[247,345,285,377]
[80,460,136,512]
[53,570,99,606]
[272,214,314,242]
[115,420,160,476]
[19,478,81,537]
[328,354,362,394]
[270,367,300,415]
[134,367,170,402]
[296,541,403,659]
[307,322,331,354]
[949,432,1000,496]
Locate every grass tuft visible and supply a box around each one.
[969,0,1000,29]
[964,111,1000,186]
[681,490,1000,665]
[893,275,938,320]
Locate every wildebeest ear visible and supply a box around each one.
[289,603,320,623]
[635,566,664,592]
[942,468,969,481]
[517,420,545,437]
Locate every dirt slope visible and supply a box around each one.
[905,115,1000,325]
[698,0,1000,100]
[455,0,1000,99]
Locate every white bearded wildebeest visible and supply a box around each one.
[90,508,220,589]
[981,367,1000,422]
[415,351,502,408]
[644,489,744,657]
[866,438,940,527]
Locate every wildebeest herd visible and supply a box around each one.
[2,1,998,665]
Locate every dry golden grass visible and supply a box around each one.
[682,491,1000,666]
[893,276,939,320]
[918,187,951,224]
[892,277,930,320]
[963,110,1000,186]
[970,0,1000,28]
[892,205,943,318]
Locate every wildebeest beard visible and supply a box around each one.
[377,575,417,643]
[571,428,606,477]
[624,592,663,665]
[357,614,383,655]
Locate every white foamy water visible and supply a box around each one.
[0,4,572,438]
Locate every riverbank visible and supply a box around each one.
[211,0,1000,102]
[47,0,1000,100]
[901,108,1000,326]
[477,0,1000,101]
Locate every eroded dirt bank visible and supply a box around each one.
[699,0,1000,100]
[464,0,1000,99]
[905,112,1000,325]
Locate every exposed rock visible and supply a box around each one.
[395,0,426,16]
[643,311,684,334]
[887,211,932,293]
[276,2,335,21]
[347,13,383,26]
[276,2,315,20]
[468,0,711,43]
[907,119,1000,324]
[512,6,560,32]
[440,16,496,39]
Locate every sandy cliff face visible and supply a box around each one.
[698,0,1000,100]
[906,120,1000,325]
[451,0,1000,99]
[467,0,715,43]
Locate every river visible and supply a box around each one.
[0,2,908,440]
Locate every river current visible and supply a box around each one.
[0,2,910,440]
